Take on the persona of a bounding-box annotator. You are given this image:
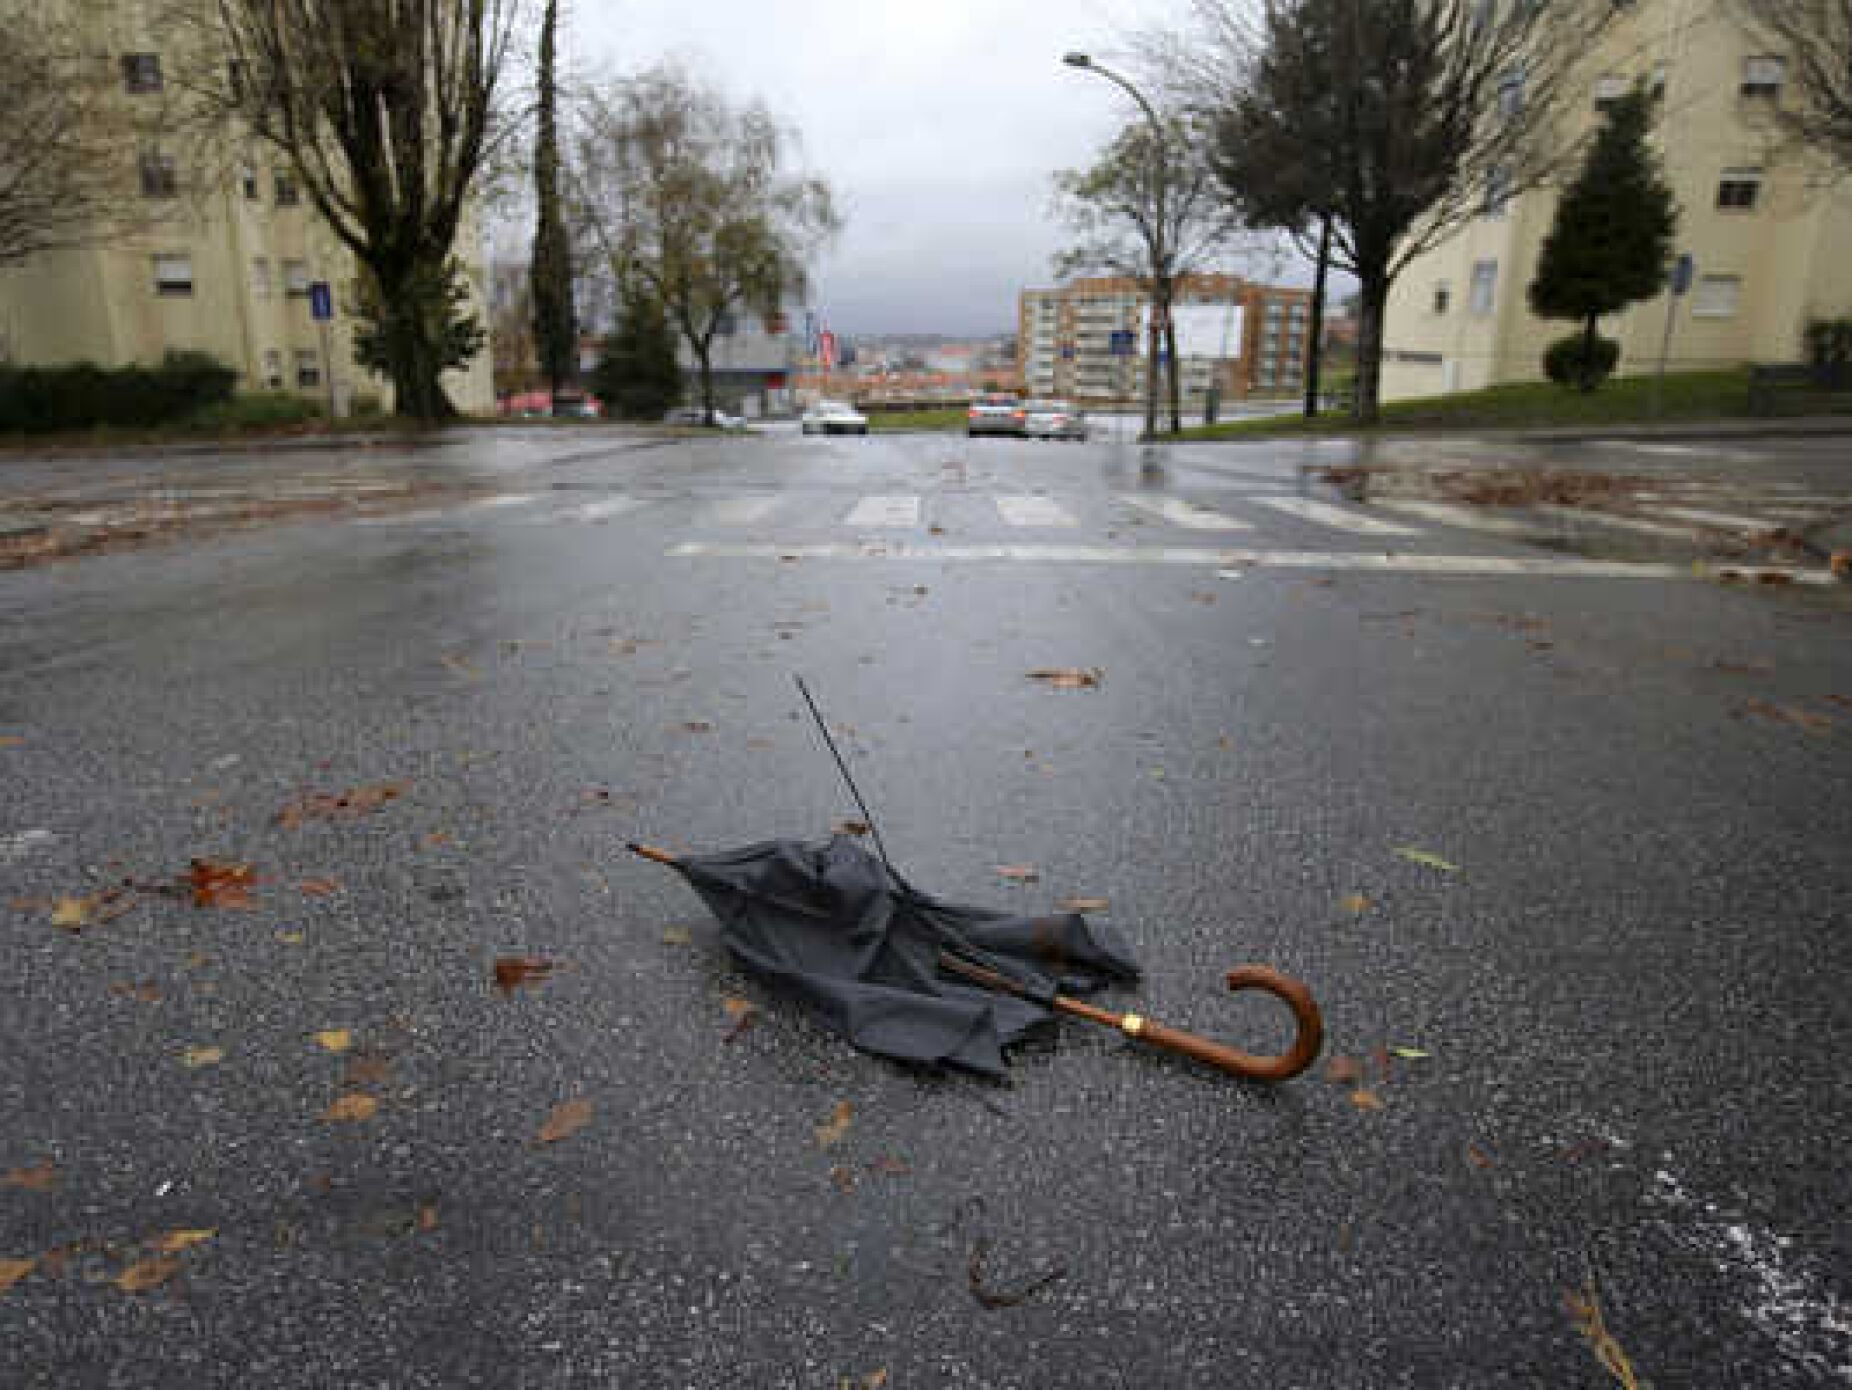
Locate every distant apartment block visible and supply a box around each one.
[0,5,493,414]
[1381,0,1852,401]
[1018,274,1312,407]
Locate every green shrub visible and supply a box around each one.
[186,392,324,431]
[0,353,238,433]
[1543,333,1620,391]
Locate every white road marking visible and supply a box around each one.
[1649,505,1784,532]
[562,497,651,522]
[1534,503,1694,539]
[844,495,921,528]
[996,495,1079,528]
[1117,495,1252,531]
[470,493,543,510]
[1248,495,1421,536]
[664,540,1838,584]
[1374,499,1538,537]
[703,495,783,526]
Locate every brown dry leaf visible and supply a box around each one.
[417,1203,440,1233]
[1339,893,1372,914]
[276,782,406,830]
[0,735,23,749]
[815,1100,854,1149]
[829,1165,857,1193]
[1467,1144,1496,1170]
[186,858,258,909]
[535,1098,593,1145]
[1349,1089,1385,1111]
[299,877,342,898]
[50,896,92,930]
[1025,667,1102,690]
[0,1257,35,1295]
[1566,1282,1641,1390]
[321,1093,379,1123]
[995,864,1039,884]
[114,1256,181,1293]
[3,1160,55,1192]
[441,653,479,680]
[422,831,453,849]
[276,930,306,945]
[1830,551,1851,579]
[108,980,162,1002]
[661,926,693,947]
[721,996,760,1042]
[1323,1055,1363,1086]
[148,1229,215,1254]
[833,819,871,837]
[313,1029,353,1054]
[1737,698,1833,733]
[494,956,555,993]
[1058,896,1109,913]
[343,1053,393,1088]
[182,1045,224,1069]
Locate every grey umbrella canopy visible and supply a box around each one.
[644,834,1140,1077]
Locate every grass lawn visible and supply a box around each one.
[864,407,969,432]
[1176,369,1793,440]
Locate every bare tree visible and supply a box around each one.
[1053,115,1241,436]
[571,65,837,424]
[189,0,524,419]
[1181,0,1609,422]
[0,4,162,268]
[1732,0,1852,171]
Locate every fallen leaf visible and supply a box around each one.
[0,735,23,748]
[829,1165,857,1193]
[298,877,341,898]
[320,1093,379,1123]
[1190,591,1216,604]
[275,930,306,945]
[833,819,871,837]
[494,956,555,992]
[721,996,759,1041]
[1822,693,1851,711]
[1339,893,1372,914]
[661,926,693,946]
[313,1029,353,1054]
[114,1257,180,1293]
[343,1054,393,1088]
[182,1046,224,1069]
[868,1156,910,1176]
[1830,550,1850,580]
[276,782,406,829]
[1390,1046,1430,1060]
[1058,896,1109,913]
[49,897,91,930]
[108,980,162,1002]
[1323,1055,1363,1086]
[1467,1144,1496,1169]
[815,1100,854,1149]
[3,1160,55,1192]
[1736,698,1833,733]
[441,653,479,679]
[148,1229,215,1254]
[422,831,452,848]
[1394,847,1460,873]
[535,1098,592,1145]
[1566,1281,1641,1390]
[417,1203,439,1232]
[0,1257,35,1294]
[995,864,1039,884]
[1025,667,1102,690]
[1349,1089,1384,1111]
[186,858,258,909]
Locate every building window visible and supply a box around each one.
[1592,75,1629,110]
[1649,61,1669,100]
[262,350,284,390]
[151,253,193,297]
[121,53,163,94]
[251,257,271,297]
[1498,67,1526,118]
[295,350,321,388]
[283,259,311,297]
[1433,282,1452,315]
[1716,168,1762,211]
[239,162,259,200]
[139,152,178,198]
[1741,56,1786,98]
[1692,275,1741,319]
[274,169,301,206]
[227,58,250,102]
[1483,165,1512,218]
[1469,259,1498,315]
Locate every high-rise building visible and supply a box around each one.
[1018,275,1312,408]
[1380,1,1852,401]
[0,3,494,414]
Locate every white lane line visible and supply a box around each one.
[1249,495,1421,536]
[1534,504,1694,539]
[664,540,1838,585]
[470,493,544,510]
[703,495,783,526]
[562,496,651,522]
[1649,504,1783,532]
[1375,499,1538,537]
[844,495,921,528]
[1117,495,1252,531]
[996,495,1079,528]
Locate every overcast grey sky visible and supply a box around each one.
[564,0,1235,337]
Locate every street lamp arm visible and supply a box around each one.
[1064,55,1166,144]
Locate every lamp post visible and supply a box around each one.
[1064,51,1172,440]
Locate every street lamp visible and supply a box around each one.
[1063,51,1172,439]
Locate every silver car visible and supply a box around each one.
[1023,400,1087,441]
[966,394,1026,437]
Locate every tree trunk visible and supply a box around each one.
[1165,315,1181,436]
[1580,313,1600,393]
[696,339,716,424]
[372,258,457,424]
[1304,216,1331,419]
[1143,283,1163,441]
[1352,271,1390,426]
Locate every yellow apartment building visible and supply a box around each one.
[0,1,494,414]
[1380,0,1852,401]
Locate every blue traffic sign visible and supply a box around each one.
[1669,254,1694,296]
[1108,329,1136,357]
[308,281,333,321]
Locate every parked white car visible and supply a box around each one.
[801,400,869,436]
[1023,400,1088,441]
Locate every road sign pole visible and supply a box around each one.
[1655,253,1694,418]
[308,281,338,419]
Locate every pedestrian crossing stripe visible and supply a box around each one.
[1248,495,1420,536]
[1116,495,1251,531]
[995,495,1079,528]
[843,495,921,528]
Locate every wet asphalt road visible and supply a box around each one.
[3,426,1851,1387]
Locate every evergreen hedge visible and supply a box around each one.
[0,352,238,433]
